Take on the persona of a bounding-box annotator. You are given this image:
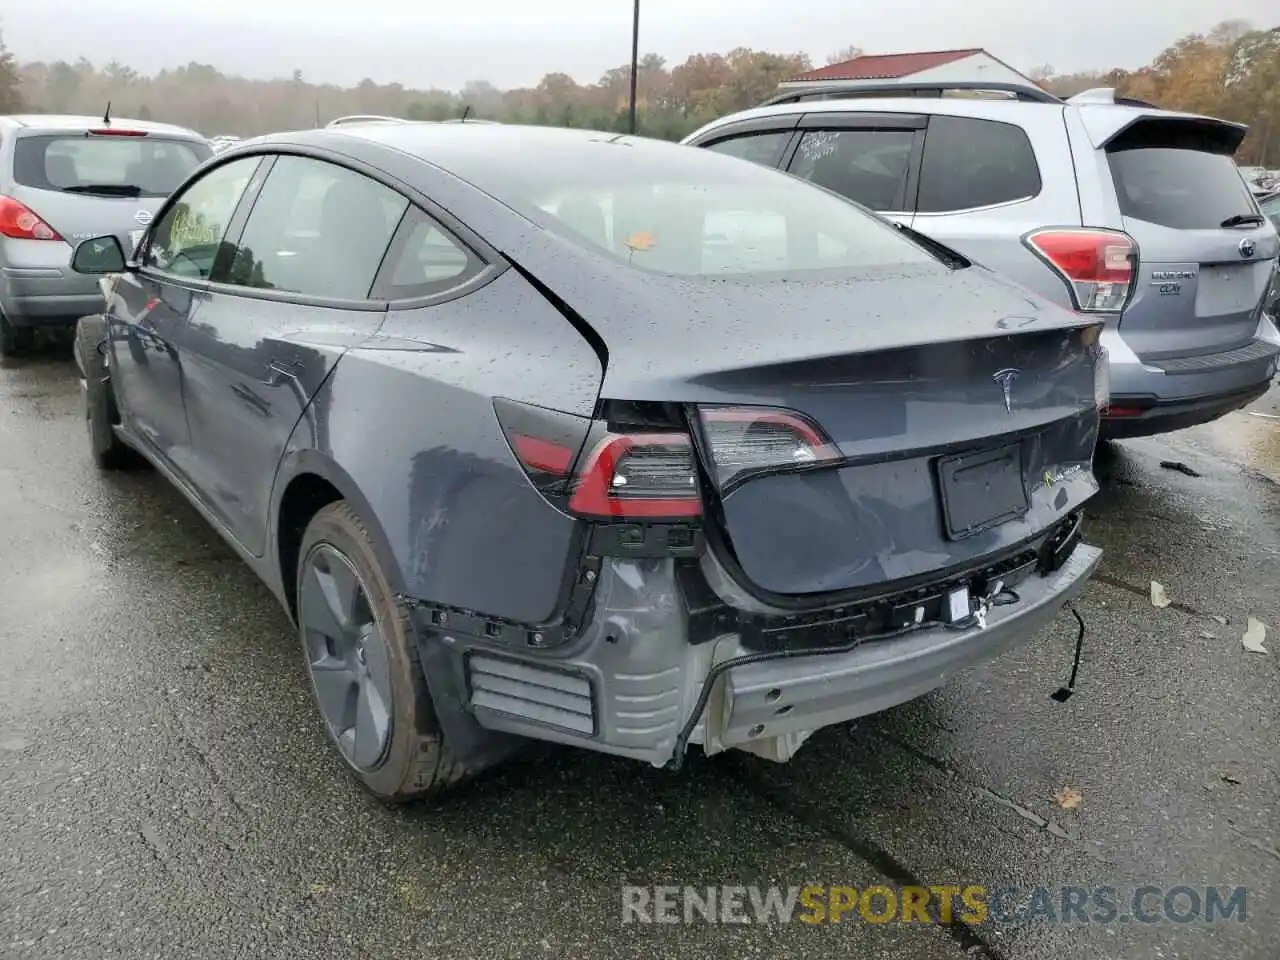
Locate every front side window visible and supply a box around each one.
[788,129,917,212]
[145,156,262,280]
[703,132,791,169]
[221,155,407,299]
[13,134,211,198]
[916,115,1042,213]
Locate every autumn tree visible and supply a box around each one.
[0,24,22,112]
[826,45,863,66]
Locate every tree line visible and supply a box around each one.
[0,20,1276,164]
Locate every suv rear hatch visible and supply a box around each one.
[1091,112,1279,361]
[7,128,211,255]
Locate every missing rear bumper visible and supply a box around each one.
[409,528,1101,770]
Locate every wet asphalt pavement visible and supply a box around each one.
[1,337,1278,960]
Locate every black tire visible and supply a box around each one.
[296,501,465,802]
[0,312,35,357]
[73,315,138,470]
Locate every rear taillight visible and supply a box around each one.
[495,398,702,520]
[88,129,149,137]
[0,196,62,241]
[696,406,840,491]
[1024,228,1136,313]
[569,433,700,518]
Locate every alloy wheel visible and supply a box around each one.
[298,544,394,771]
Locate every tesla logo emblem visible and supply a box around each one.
[134,210,153,226]
[992,368,1020,413]
[1239,238,1256,259]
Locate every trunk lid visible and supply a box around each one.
[516,239,1102,599]
[1096,113,1280,360]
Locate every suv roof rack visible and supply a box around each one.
[1065,87,1160,109]
[760,80,1064,108]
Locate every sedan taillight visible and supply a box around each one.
[696,405,840,492]
[495,398,702,520]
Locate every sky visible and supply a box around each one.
[3,0,1277,91]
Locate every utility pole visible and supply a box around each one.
[628,0,640,134]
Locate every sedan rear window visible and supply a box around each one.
[1108,146,1258,231]
[13,134,211,198]
[482,142,939,277]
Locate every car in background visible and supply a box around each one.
[67,124,1103,800]
[1260,190,1280,232]
[684,82,1280,440]
[0,114,212,355]
[1262,191,1280,315]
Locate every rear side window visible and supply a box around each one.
[1108,147,1258,230]
[703,132,791,168]
[788,129,916,211]
[916,116,1042,213]
[221,155,408,299]
[13,134,211,198]
[372,206,485,300]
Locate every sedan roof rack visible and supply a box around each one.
[760,80,1063,108]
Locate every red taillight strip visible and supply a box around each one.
[569,433,701,519]
[510,434,574,476]
[88,129,148,137]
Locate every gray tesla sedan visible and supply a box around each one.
[68,123,1104,801]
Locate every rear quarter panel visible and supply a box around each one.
[271,267,604,625]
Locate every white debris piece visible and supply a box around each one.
[1241,617,1268,655]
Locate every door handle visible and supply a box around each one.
[262,358,301,386]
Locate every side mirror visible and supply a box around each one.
[71,235,128,275]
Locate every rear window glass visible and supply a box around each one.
[13,134,211,198]
[1108,147,1258,230]
[478,140,939,278]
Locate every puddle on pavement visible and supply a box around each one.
[1203,409,1280,488]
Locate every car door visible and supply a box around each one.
[782,112,927,227]
[109,155,265,473]
[175,153,408,557]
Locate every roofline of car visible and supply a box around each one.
[685,82,1245,145]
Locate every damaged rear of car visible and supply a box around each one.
[72,124,1103,799]
[396,134,1107,771]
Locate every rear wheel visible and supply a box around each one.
[0,313,34,357]
[296,501,465,802]
[73,315,138,470]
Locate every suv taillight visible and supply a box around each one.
[1024,228,1135,313]
[0,196,62,241]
